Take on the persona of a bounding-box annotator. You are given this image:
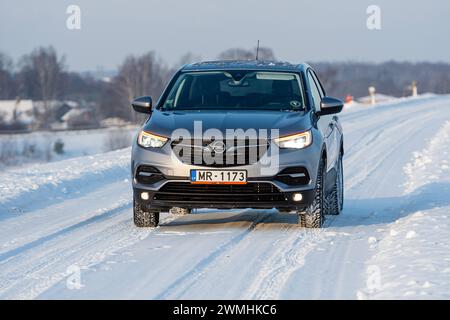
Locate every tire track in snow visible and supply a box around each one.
[228,105,420,299]
[154,210,271,299]
[0,201,132,263]
[235,111,420,299]
[340,95,441,124]
[344,109,439,191]
[0,206,178,299]
[341,97,445,159]
[243,216,337,299]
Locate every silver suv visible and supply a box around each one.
[131,61,344,228]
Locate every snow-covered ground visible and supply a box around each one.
[0,126,137,167]
[0,94,449,299]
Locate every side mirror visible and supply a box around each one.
[131,96,152,114]
[319,96,344,115]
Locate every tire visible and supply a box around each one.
[298,158,325,228]
[133,199,160,227]
[170,207,192,215]
[325,154,344,215]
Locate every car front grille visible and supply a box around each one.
[154,182,286,202]
[170,138,269,167]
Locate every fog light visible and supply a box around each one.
[141,192,149,200]
[293,193,303,201]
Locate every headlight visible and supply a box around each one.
[274,130,312,149]
[137,130,168,148]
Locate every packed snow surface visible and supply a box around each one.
[0,94,449,299]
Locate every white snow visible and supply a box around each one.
[0,94,450,299]
[0,126,138,167]
[357,119,450,299]
[0,148,130,210]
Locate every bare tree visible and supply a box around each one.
[177,52,202,66]
[218,47,275,60]
[18,46,65,127]
[111,52,170,122]
[0,52,15,99]
[218,48,253,60]
[315,65,338,96]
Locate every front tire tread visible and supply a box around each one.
[133,200,160,227]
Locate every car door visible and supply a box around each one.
[311,70,340,168]
[307,70,337,171]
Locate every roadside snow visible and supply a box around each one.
[359,121,450,299]
[403,121,450,193]
[0,148,130,215]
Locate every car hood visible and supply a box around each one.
[143,110,312,138]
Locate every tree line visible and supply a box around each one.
[1,46,450,128]
[313,61,450,99]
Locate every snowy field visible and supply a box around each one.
[0,126,138,167]
[0,94,449,299]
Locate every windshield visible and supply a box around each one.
[161,71,305,111]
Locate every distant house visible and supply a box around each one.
[50,101,81,129]
[1,99,99,130]
[32,100,97,130]
[0,99,34,130]
[33,100,78,117]
[60,107,96,129]
[54,102,76,121]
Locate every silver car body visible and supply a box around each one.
[131,61,343,210]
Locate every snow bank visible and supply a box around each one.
[0,148,130,215]
[403,121,450,193]
[359,121,450,299]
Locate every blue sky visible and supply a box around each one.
[1,0,449,71]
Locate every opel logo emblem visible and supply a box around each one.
[206,140,226,153]
[290,100,301,108]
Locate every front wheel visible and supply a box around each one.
[297,158,325,228]
[325,154,344,215]
[133,200,160,227]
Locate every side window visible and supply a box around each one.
[310,70,325,97]
[307,71,322,112]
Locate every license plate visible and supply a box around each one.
[190,170,247,184]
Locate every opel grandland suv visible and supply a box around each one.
[131,61,344,228]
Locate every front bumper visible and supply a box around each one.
[132,139,322,191]
[131,136,322,210]
[134,185,315,210]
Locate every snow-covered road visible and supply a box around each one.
[1,95,450,299]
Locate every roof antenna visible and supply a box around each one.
[255,40,260,60]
